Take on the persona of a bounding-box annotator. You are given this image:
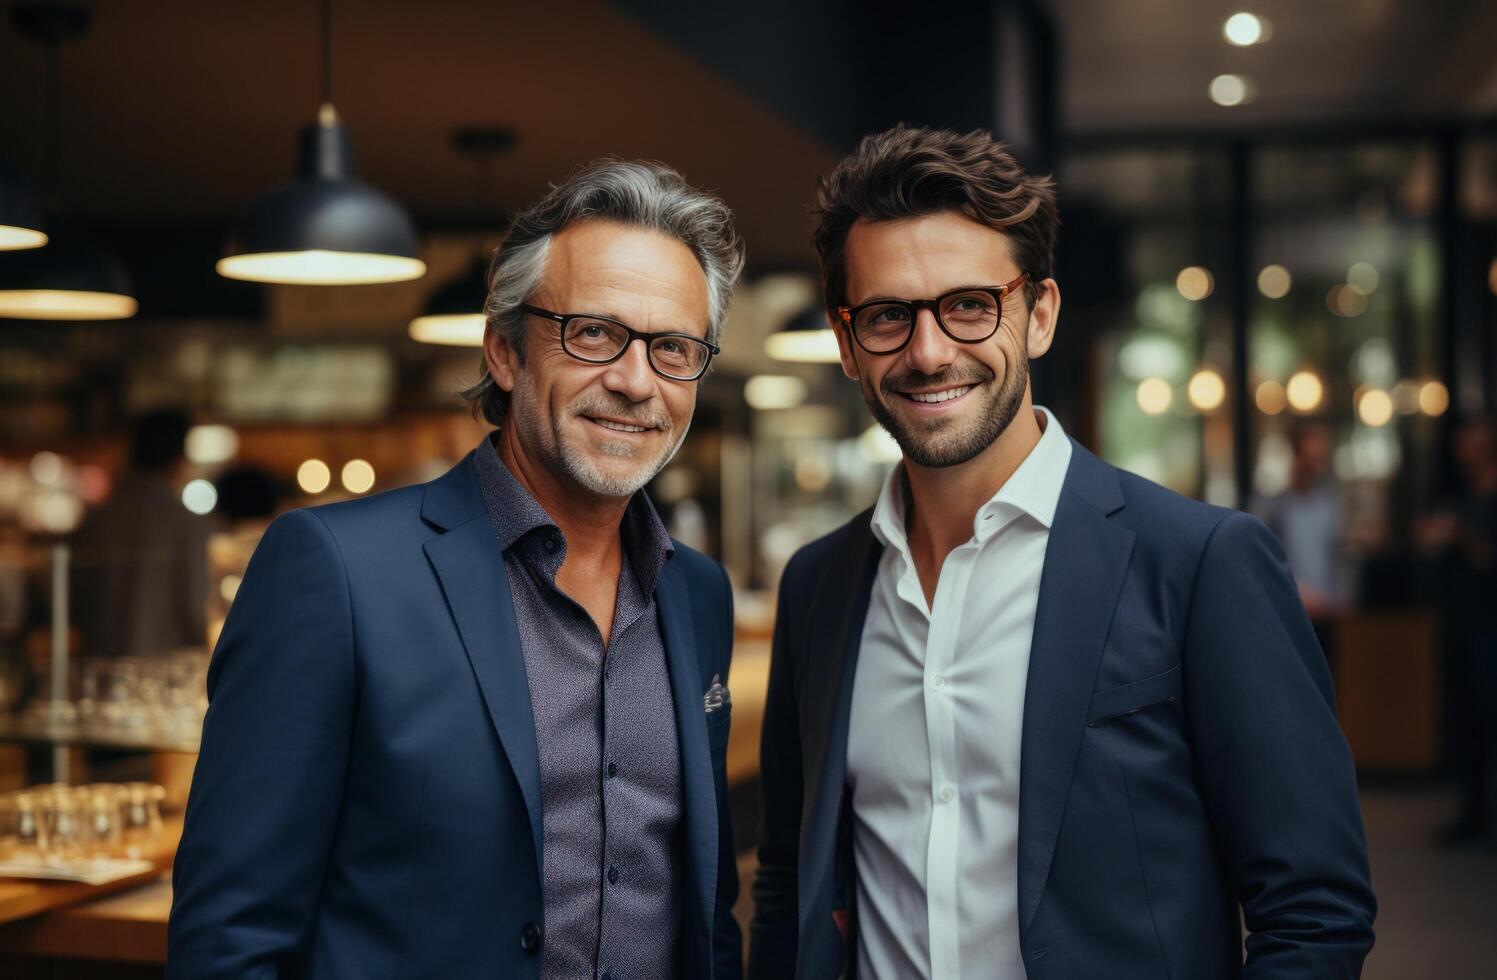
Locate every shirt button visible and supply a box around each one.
[932,674,947,688]
[607,762,618,778]
[519,921,542,954]
[939,785,955,803]
[607,865,620,885]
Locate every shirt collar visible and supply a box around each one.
[869,405,1073,551]
[470,433,675,593]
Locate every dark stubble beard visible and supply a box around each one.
[861,354,1029,469]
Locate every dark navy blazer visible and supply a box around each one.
[168,451,742,979]
[748,441,1375,979]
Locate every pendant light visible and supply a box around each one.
[409,127,514,347]
[217,0,425,286]
[0,3,136,320]
[0,159,47,251]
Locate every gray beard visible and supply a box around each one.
[511,374,686,499]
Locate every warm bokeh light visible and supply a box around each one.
[744,375,809,410]
[1346,262,1379,296]
[1256,379,1288,415]
[181,478,218,515]
[1209,74,1252,107]
[1419,380,1450,417]
[341,459,376,494]
[297,459,332,494]
[1357,388,1394,427]
[1223,12,1268,46]
[859,424,902,463]
[1136,377,1173,415]
[1175,266,1214,301]
[29,451,64,486]
[217,250,427,286]
[1286,371,1324,412]
[765,326,841,363]
[185,425,240,465]
[0,225,48,250]
[1257,264,1292,298]
[794,453,832,493]
[409,313,485,347]
[0,288,138,320]
[220,574,242,603]
[1187,369,1226,412]
[1327,284,1368,317]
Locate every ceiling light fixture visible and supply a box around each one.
[766,305,841,363]
[217,0,425,286]
[0,3,136,320]
[1223,12,1270,46]
[1208,73,1253,107]
[410,127,516,346]
[0,159,46,251]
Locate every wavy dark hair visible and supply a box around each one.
[813,124,1058,316]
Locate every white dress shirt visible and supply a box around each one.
[846,406,1072,979]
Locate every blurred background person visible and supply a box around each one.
[1254,420,1351,615]
[1417,416,1497,845]
[69,409,211,660]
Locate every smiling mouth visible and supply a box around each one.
[587,417,654,433]
[902,385,974,405]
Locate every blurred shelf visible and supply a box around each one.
[0,815,182,928]
[0,716,199,754]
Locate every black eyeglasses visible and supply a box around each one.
[520,304,719,382]
[836,273,1030,355]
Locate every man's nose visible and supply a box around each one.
[903,307,957,376]
[600,337,657,402]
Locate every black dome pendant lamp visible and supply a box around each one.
[0,3,136,320]
[217,0,425,286]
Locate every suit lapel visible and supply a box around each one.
[655,561,718,944]
[422,460,544,875]
[800,517,882,940]
[1017,444,1135,936]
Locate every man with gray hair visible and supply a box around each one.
[170,159,747,980]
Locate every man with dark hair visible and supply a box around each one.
[749,125,1375,979]
[72,408,210,660]
[171,160,746,979]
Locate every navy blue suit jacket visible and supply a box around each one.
[168,451,742,979]
[748,441,1375,979]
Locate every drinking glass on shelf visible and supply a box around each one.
[0,791,48,863]
[40,788,84,862]
[82,787,123,858]
[121,782,165,857]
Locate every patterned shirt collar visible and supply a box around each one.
[471,433,674,594]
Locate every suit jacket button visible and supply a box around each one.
[520,921,542,954]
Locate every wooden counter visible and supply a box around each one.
[0,814,182,928]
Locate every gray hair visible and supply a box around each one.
[461,158,746,425]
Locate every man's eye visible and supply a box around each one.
[657,339,683,354]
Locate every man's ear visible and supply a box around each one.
[484,324,520,394]
[1026,278,1061,359]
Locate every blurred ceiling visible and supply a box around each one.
[1,0,1493,278]
[1057,0,1497,132]
[0,0,838,266]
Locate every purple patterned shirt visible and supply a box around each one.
[473,436,683,980]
